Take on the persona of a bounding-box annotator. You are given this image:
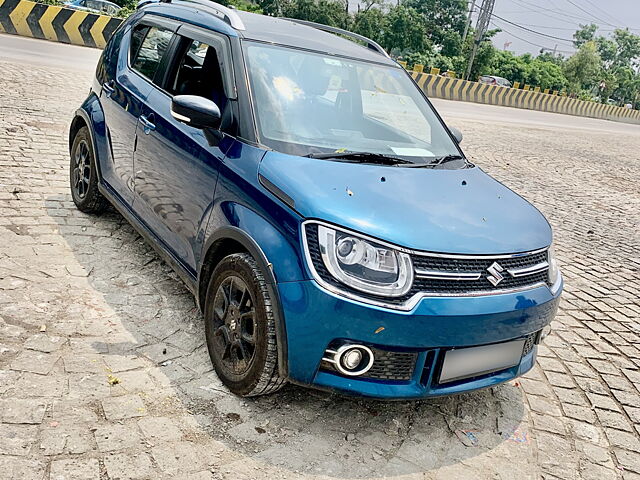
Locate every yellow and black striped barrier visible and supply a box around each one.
[0,0,122,48]
[410,72,640,126]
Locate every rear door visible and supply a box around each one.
[132,23,237,273]
[99,17,174,205]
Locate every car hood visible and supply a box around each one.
[258,152,551,254]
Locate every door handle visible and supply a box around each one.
[102,80,115,98]
[139,114,156,134]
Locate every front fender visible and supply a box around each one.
[199,202,307,378]
[217,202,307,283]
[70,93,110,182]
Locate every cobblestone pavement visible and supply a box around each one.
[0,56,639,480]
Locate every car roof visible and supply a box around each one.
[234,11,395,65]
[143,1,396,66]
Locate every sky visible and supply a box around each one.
[485,0,640,56]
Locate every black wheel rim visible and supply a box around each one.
[72,139,91,199]
[211,275,257,376]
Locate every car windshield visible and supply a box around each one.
[243,42,462,165]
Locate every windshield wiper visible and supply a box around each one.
[402,154,466,168]
[428,154,466,166]
[305,151,412,165]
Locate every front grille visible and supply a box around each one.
[365,348,417,381]
[305,223,550,305]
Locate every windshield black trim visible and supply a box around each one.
[239,39,399,69]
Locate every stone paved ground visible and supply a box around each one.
[0,55,639,480]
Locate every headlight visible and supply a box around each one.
[316,225,413,297]
[548,246,559,286]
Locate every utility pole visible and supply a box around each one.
[462,0,476,45]
[465,0,495,81]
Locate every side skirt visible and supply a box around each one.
[97,181,199,298]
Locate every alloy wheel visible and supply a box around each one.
[211,275,257,376]
[72,139,91,199]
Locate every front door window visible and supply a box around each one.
[168,39,228,114]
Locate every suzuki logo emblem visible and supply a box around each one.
[486,262,505,287]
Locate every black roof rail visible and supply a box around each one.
[281,18,389,58]
[138,0,246,31]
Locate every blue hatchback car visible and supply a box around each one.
[69,0,562,398]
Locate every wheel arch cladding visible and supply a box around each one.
[198,233,250,310]
[69,115,88,152]
[70,95,109,180]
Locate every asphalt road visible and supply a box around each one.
[2,32,639,136]
[0,33,101,71]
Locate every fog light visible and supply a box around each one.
[540,325,552,340]
[342,349,363,370]
[322,344,375,376]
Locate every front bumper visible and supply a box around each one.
[278,277,562,399]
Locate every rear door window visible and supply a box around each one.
[130,25,173,81]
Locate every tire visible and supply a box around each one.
[70,126,108,214]
[204,253,286,397]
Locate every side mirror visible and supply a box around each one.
[450,126,463,144]
[171,95,221,130]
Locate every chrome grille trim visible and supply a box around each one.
[507,261,549,277]
[414,269,482,281]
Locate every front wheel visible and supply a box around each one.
[204,253,286,397]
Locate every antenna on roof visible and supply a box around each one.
[281,18,389,58]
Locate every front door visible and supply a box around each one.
[132,26,236,273]
[99,20,174,205]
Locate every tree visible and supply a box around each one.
[382,5,428,55]
[489,50,528,84]
[573,23,598,48]
[352,7,386,46]
[611,28,640,68]
[280,0,350,29]
[537,51,565,66]
[526,59,567,91]
[595,37,617,67]
[256,0,281,15]
[563,41,602,92]
[358,0,384,12]
[459,28,500,79]
[229,0,263,12]
[403,0,467,56]
[612,66,640,104]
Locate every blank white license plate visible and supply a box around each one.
[439,339,526,384]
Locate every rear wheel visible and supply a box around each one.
[70,126,108,214]
[204,253,285,397]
